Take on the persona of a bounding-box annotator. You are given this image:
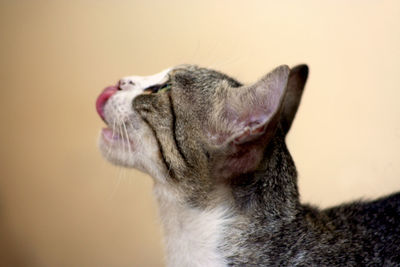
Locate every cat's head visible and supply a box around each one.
[96,64,308,198]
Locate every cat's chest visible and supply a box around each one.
[154,185,231,267]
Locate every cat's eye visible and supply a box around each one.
[143,83,171,94]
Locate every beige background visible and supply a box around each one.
[1,0,399,266]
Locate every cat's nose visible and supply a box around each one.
[118,78,136,90]
[96,85,118,122]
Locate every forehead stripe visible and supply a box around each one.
[141,116,177,180]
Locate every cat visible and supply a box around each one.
[96,64,400,266]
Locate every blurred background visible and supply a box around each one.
[0,0,399,266]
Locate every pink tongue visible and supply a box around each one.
[96,85,118,121]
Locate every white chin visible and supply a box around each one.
[98,128,135,168]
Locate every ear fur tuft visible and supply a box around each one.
[281,64,309,135]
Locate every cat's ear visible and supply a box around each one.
[280,64,308,135]
[208,65,290,178]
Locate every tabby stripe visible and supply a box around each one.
[141,117,176,179]
[168,93,190,166]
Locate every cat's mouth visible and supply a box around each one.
[97,85,135,149]
[101,127,134,147]
[101,127,121,143]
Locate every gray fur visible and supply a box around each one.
[98,64,400,266]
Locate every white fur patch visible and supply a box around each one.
[154,184,231,267]
[119,68,171,91]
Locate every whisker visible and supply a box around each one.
[120,166,128,187]
[106,119,117,157]
[109,166,123,200]
[122,121,132,157]
[206,41,245,71]
[118,119,127,158]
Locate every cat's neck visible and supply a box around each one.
[232,134,300,217]
[153,133,301,267]
[153,183,232,267]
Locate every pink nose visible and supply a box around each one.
[96,85,118,122]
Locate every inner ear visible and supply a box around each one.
[224,65,290,146]
[208,65,290,178]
